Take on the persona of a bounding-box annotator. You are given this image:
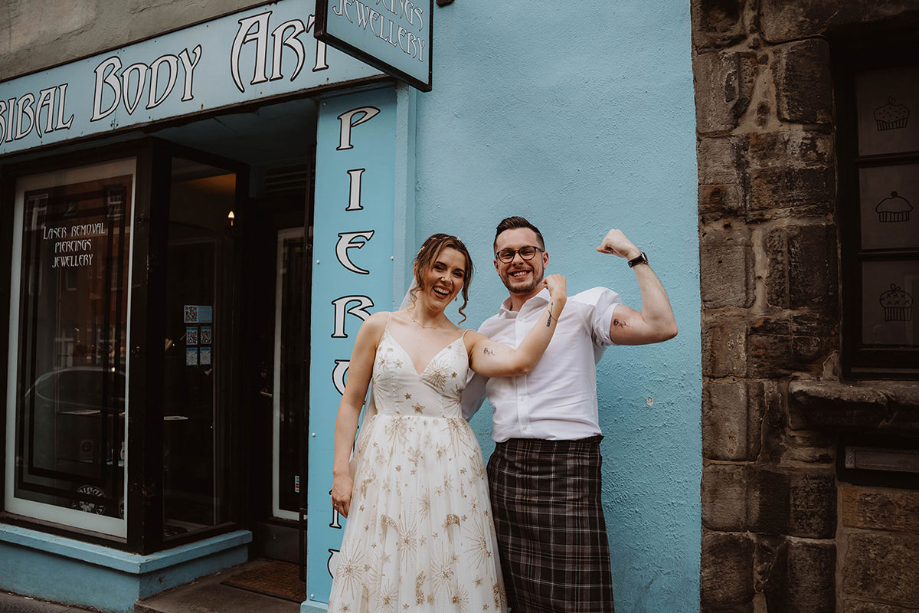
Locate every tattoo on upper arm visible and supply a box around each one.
[612,318,629,329]
[482,347,496,356]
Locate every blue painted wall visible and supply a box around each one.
[414,2,701,610]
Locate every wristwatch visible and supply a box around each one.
[627,251,649,268]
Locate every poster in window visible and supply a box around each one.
[861,260,919,347]
[858,164,919,250]
[856,66,919,156]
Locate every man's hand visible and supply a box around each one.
[542,273,567,303]
[596,229,641,261]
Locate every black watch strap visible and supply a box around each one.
[628,251,649,268]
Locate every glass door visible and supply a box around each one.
[161,156,242,541]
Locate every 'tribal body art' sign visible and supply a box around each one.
[0,0,383,157]
[315,0,433,92]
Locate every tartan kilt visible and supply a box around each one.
[487,436,614,613]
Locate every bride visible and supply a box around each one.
[328,233,565,612]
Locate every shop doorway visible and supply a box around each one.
[245,188,310,564]
[155,98,317,563]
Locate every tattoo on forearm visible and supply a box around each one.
[546,302,554,328]
[612,318,629,329]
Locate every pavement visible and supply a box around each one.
[0,560,303,613]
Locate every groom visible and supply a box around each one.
[462,216,678,612]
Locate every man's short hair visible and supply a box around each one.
[494,216,545,251]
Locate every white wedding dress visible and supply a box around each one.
[327,325,507,612]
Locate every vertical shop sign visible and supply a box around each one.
[315,0,433,91]
[307,87,395,605]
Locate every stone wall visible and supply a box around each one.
[693,0,919,611]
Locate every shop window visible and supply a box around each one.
[839,44,919,377]
[4,159,135,536]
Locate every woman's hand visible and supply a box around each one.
[331,472,354,518]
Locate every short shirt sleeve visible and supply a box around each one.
[572,287,622,346]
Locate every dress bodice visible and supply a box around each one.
[371,329,468,419]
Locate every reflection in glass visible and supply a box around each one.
[8,161,134,533]
[274,229,306,520]
[162,158,236,538]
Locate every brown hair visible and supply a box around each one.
[410,233,474,323]
[493,216,545,251]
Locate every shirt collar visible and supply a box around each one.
[498,288,550,316]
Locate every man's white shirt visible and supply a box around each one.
[462,287,621,442]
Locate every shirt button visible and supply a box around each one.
[522,425,529,431]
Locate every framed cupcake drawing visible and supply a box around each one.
[856,66,919,156]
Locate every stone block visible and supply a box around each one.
[701,184,745,220]
[691,0,746,50]
[695,51,758,134]
[698,137,745,184]
[788,469,836,538]
[747,315,835,378]
[843,532,919,606]
[782,430,834,464]
[748,467,836,538]
[748,468,790,535]
[754,535,787,600]
[788,224,838,310]
[703,379,749,460]
[748,166,834,217]
[760,0,919,42]
[773,40,833,124]
[746,380,766,461]
[842,600,918,613]
[703,319,747,377]
[703,463,748,531]
[747,318,793,378]
[788,381,888,431]
[765,223,838,311]
[842,485,919,533]
[786,539,836,612]
[700,228,755,309]
[701,532,755,611]
[745,131,834,170]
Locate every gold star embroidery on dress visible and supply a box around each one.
[413,403,424,414]
[405,393,411,399]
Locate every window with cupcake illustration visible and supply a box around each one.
[846,58,919,373]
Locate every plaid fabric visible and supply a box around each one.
[487,436,615,613]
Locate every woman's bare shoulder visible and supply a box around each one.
[358,311,391,339]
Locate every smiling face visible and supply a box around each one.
[418,246,467,307]
[494,227,548,299]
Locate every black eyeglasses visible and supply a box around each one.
[495,246,544,263]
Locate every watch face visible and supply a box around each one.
[629,252,648,267]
